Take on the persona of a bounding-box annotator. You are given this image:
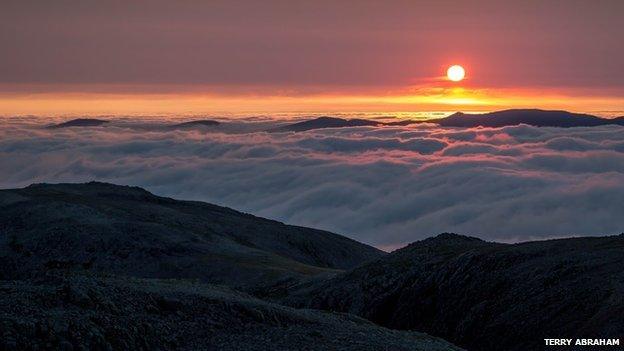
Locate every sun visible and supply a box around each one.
[447,65,465,82]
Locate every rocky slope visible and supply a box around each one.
[0,273,461,351]
[0,182,382,291]
[283,233,624,351]
[5,182,618,350]
[0,182,463,350]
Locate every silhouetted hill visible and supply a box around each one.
[0,274,460,350]
[0,182,382,291]
[0,183,463,350]
[5,182,620,350]
[433,109,624,128]
[283,233,624,351]
[47,118,109,128]
[269,110,624,132]
[270,116,380,132]
[169,120,221,129]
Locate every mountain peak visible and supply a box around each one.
[2,182,383,290]
[270,116,379,132]
[314,116,344,121]
[169,119,220,129]
[47,118,109,129]
[436,109,621,128]
[413,232,487,248]
[429,232,483,242]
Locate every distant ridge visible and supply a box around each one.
[169,119,221,129]
[432,109,624,128]
[269,116,380,132]
[45,110,624,132]
[269,109,624,132]
[47,118,109,129]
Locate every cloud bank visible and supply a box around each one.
[2,117,624,249]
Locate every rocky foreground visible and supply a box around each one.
[2,182,622,351]
[282,233,624,351]
[0,274,461,351]
[0,183,460,351]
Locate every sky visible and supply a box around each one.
[2,0,624,115]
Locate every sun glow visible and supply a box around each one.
[447,65,466,82]
[1,86,624,116]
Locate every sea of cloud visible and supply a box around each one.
[2,116,624,250]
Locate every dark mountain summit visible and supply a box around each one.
[47,118,109,128]
[43,110,624,133]
[169,120,221,129]
[0,182,382,290]
[283,233,624,351]
[270,116,380,132]
[431,109,624,128]
[269,109,624,132]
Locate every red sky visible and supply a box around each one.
[1,0,623,115]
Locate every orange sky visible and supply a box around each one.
[2,1,623,117]
[1,84,623,118]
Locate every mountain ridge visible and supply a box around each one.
[0,182,467,350]
[169,120,221,129]
[47,118,109,129]
[432,109,623,128]
[42,109,624,132]
[0,182,382,290]
[268,109,624,132]
[269,116,381,132]
[2,182,621,350]
[282,232,624,351]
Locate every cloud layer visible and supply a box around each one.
[2,117,624,249]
